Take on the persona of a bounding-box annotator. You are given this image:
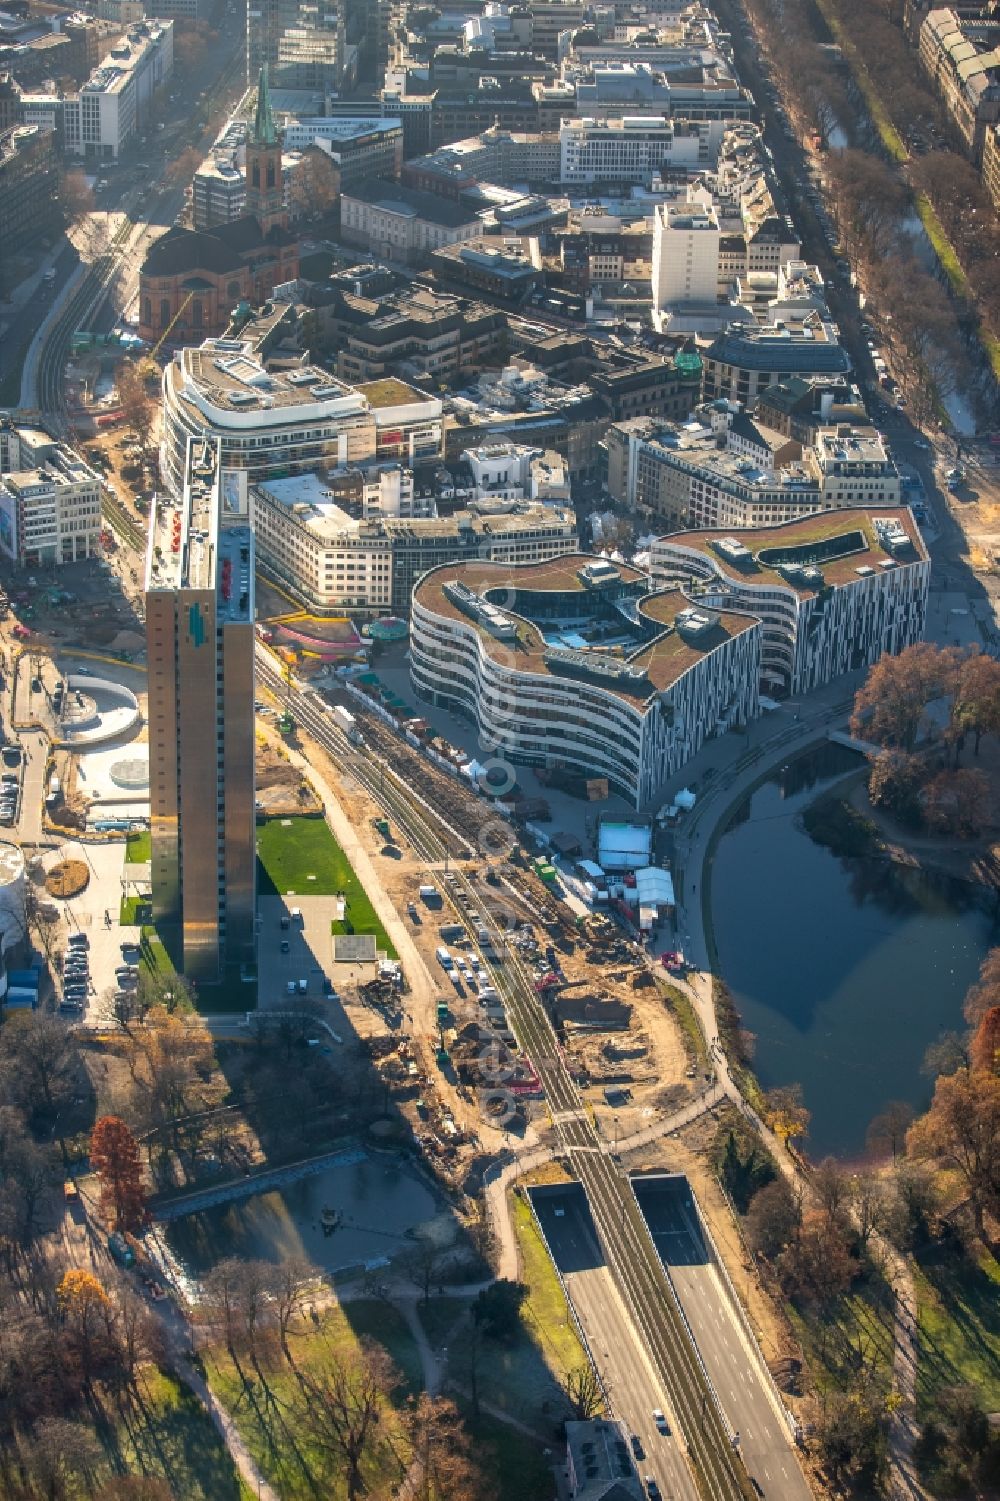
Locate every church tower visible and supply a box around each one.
[245,65,286,234]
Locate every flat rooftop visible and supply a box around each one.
[175,342,366,416]
[415,554,756,702]
[640,419,819,492]
[813,425,893,466]
[256,474,571,544]
[661,506,927,596]
[356,377,428,410]
[147,438,253,622]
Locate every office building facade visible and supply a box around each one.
[145,437,256,981]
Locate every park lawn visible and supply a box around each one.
[343,1297,424,1393]
[913,1251,1000,1420]
[204,1298,418,1501]
[257,816,360,896]
[111,1366,243,1500]
[786,1276,896,1395]
[461,1409,556,1501]
[257,816,395,955]
[440,1195,583,1428]
[125,829,151,863]
[416,1294,467,1350]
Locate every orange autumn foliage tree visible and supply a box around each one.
[90,1115,147,1232]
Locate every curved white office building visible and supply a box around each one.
[650,508,930,696]
[410,554,761,808]
[160,339,444,496]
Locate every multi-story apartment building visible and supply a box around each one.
[191,157,247,229]
[981,120,1000,210]
[753,376,869,444]
[805,427,901,507]
[651,201,721,307]
[402,127,562,197]
[430,237,543,301]
[606,404,898,528]
[559,114,714,184]
[651,508,930,696]
[252,470,578,612]
[588,349,701,425]
[918,8,1000,163]
[248,0,345,88]
[0,424,102,566]
[144,437,256,981]
[279,115,402,188]
[63,20,173,162]
[160,339,444,494]
[410,554,761,807]
[549,61,753,137]
[607,412,823,529]
[339,176,483,264]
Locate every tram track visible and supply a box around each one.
[256,648,757,1501]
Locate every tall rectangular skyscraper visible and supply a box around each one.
[145,437,256,982]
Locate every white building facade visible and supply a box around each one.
[0,427,102,566]
[651,510,930,695]
[63,20,173,161]
[651,201,721,306]
[410,557,761,807]
[558,114,714,184]
[252,475,578,613]
[160,341,444,495]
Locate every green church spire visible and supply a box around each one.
[251,63,278,147]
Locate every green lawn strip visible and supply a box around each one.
[913,1252,1000,1421]
[204,1299,416,1501]
[786,1277,895,1395]
[438,1195,580,1429]
[331,907,397,959]
[141,926,176,978]
[112,1366,243,1500]
[258,816,396,954]
[658,979,707,1063]
[435,1192,591,1433]
[121,894,143,925]
[814,0,907,163]
[914,193,969,298]
[416,1294,467,1350]
[125,829,151,863]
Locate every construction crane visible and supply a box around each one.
[135,292,195,385]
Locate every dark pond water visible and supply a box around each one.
[710,742,998,1158]
[167,1152,442,1278]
